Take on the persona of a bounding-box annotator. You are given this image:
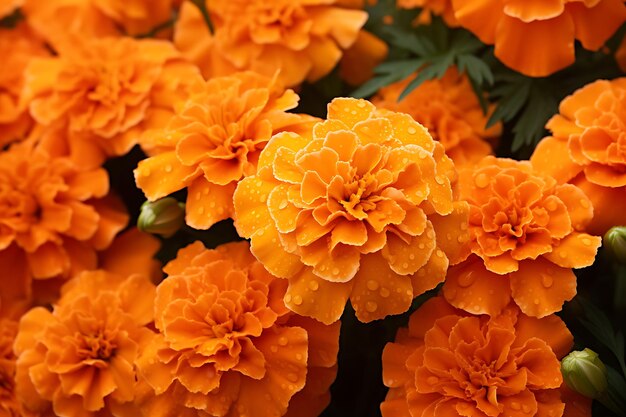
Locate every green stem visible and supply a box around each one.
[190,0,215,35]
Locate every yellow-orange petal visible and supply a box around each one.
[410,245,449,296]
[284,267,353,325]
[350,252,415,323]
[513,314,573,359]
[429,201,471,265]
[531,137,583,184]
[99,228,161,282]
[233,175,277,238]
[543,232,600,268]
[250,224,304,279]
[510,259,577,318]
[443,257,511,316]
[185,179,235,230]
[135,152,198,201]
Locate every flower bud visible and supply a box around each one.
[561,348,608,399]
[138,198,185,238]
[604,226,626,264]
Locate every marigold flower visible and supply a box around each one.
[373,68,500,168]
[23,36,199,168]
[381,296,588,417]
[0,316,34,417]
[451,0,626,77]
[135,241,340,417]
[22,0,175,48]
[0,22,48,148]
[13,270,156,417]
[174,0,368,87]
[135,71,315,230]
[234,97,469,324]
[443,156,601,317]
[397,0,458,27]
[0,141,128,309]
[531,78,626,235]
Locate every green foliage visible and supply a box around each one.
[352,17,493,100]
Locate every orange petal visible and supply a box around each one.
[283,314,340,368]
[351,252,414,323]
[233,175,277,238]
[381,225,436,276]
[285,267,353,324]
[572,177,626,235]
[100,229,161,282]
[381,387,413,417]
[327,97,375,129]
[411,245,449,296]
[542,232,600,269]
[530,137,582,184]
[553,183,594,231]
[185,179,235,230]
[452,0,505,44]
[250,224,303,279]
[494,14,575,77]
[430,201,471,265]
[443,257,511,316]
[135,151,198,201]
[382,341,418,388]
[89,195,129,250]
[503,0,564,22]
[510,259,577,318]
[567,0,626,50]
[513,314,573,359]
[258,132,310,175]
[407,296,459,339]
[27,242,69,279]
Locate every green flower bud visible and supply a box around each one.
[138,198,185,238]
[561,348,608,399]
[604,226,626,264]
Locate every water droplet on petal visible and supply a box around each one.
[367,280,379,291]
[474,173,489,189]
[279,200,288,210]
[366,301,378,312]
[293,295,303,305]
[308,280,319,291]
[457,270,475,287]
[426,376,439,385]
[541,274,553,288]
[380,288,390,298]
[278,337,288,346]
[408,127,417,135]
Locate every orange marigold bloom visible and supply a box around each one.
[0,141,128,310]
[397,0,458,27]
[23,36,199,168]
[532,78,626,235]
[0,22,49,148]
[381,296,589,417]
[451,0,626,77]
[1,315,36,417]
[13,270,156,417]
[135,71,315,230]
[234,97,470,324]
[174,0,368,87]
[443,156,601,318]
[135,241,340,417]
[22,0,175,47]
[372,68,500,168]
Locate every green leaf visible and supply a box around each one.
[352,59,423,98]
[457,54,494,86]
[577,297,626,378]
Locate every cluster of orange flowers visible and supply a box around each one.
[0,0,624,416]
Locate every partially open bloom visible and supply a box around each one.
[234,97,470,324]
[381,296,588,417]
[397,0,458,27]
[0,141,128,309]
[531,78,626,235]
[0,22,48,148]
[174,0,368,87]
[135,71,315,230]
[373,68,500,168]
[443,156,601,317]
[23,36,199,168]
[136,241,340,417]
[451,0,626,77]
[13,270,156,417]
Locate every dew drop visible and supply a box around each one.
[198,207,205,215]
[446,288,457,300]
[332,267,340,276]
[295,353,303,361]
[287,372,298,382]
[279,200,288,210]
[278,337,288,346]
[260,194,267,203]
[474,173,489,189]
[270,345,278,353]
[367,280,379,291]
[402,262,409,269]
[533,298,540,305]
[380,288,390,298]
[293,295,303,305]
[356,101,367,108]
[308,280,319,291]
[409,253,415,260]
[408,127,417,135]
[582,238,592,246]
[366,301,378,312]
[522,404,531,414]
[426,376,439,385]
[284,294,292,303]
[511,402,521,411]
[541,274,553,288]
[580,199,590,209]
[457,270,475,287]
[164,165,172,173]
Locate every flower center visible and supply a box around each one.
[77,329,117,362]
[0,186,40,226]
[339,173,383,220]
